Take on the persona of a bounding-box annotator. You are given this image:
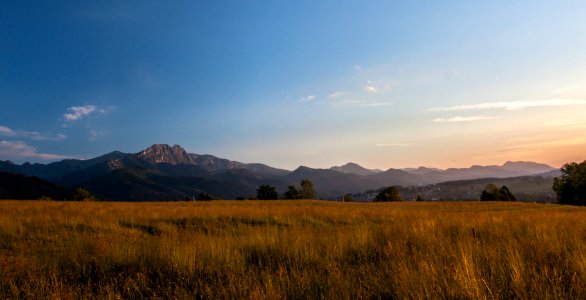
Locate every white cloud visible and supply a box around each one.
[353,65,363,72]
[298,95,316,103]
[363,80,395,94]
[0,140,67,161]
[428,99,586,112]
[433,116,500,122]
[364,85,377,93]
[63,105,98,121]
[328,91,348,98]
[0,125,16,136]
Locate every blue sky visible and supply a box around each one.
[2,1,586,169]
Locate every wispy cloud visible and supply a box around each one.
[428,99,586,112]
[328,91,348,98]
[0,125,66,141]
[359,102,392,108]
[0,140,67,161]
[28,133,67,141]
[63,105,100,121]
[508,138,586,150]
[89,130,107,141]
[552,84,581,96]
[375,143,412,147]
[548,83,586,98]
[363,80,394,94]
[433,116,500,122]
[330,98,392,108]
[544,119,586,128]
[298,95,316,103]
[353,65,363,72]
[0,126,16,136]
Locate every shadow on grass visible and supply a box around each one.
[118,220,161,236]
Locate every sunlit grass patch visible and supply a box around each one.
[0,200,584,298]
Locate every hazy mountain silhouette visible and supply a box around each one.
[367,168,430,186]
[330,163,383,176]
[0,144,558,201]
[402,167,444,175]
[286,166,381,198]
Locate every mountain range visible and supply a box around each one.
[0,144,559,201]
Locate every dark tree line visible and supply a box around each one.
[256,179,317,200]
[282,179,316,199]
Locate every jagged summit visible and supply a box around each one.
[137,143,243,170]
[138,144,196,165]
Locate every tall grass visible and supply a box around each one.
[0,200,585,298]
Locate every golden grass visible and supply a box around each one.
[0,200,585,299]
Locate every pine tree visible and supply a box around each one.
[282,185,300,199]
[299,179,316,199]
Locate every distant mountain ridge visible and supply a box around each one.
[332,161,556,185]
[402,167,444,175]
[330,163,382,176]
[0,144,559,201]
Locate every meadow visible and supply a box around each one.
[0,200,585,299]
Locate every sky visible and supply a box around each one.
[1,1,586,170]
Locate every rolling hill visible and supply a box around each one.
[0,172,73,200]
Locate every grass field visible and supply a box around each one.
[0,200,585,299]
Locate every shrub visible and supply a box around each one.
[480,184,516,201]
[373,186,402,202]
[197,192,212,201]
[343,194,353,202]
[72,188,96,201]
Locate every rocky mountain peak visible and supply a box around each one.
[138,144,195,165]
[171,144,186,152]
